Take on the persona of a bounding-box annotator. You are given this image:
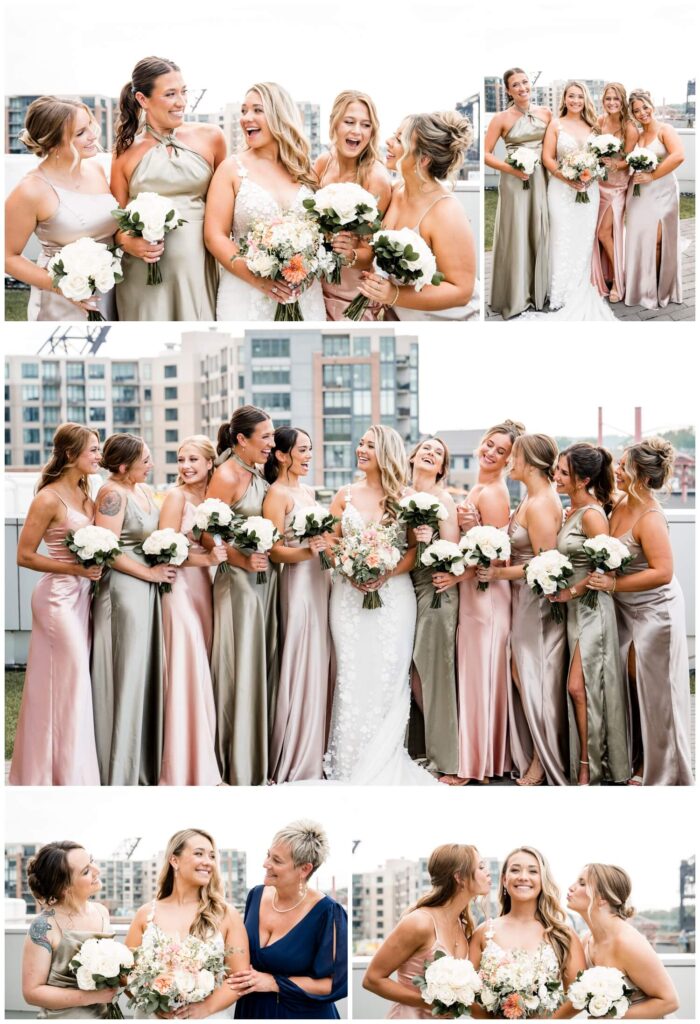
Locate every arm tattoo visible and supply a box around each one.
[29,910,54,953]
[98,490,122,517]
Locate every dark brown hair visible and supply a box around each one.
[562,442,615,514]
[115,56,181,155]
[27,841,84,906]
[503,68,527,106]
[408,435,451,483]
[101,433,145,474]
[216,405,270,456]
[264,426,311,485]
[37,423,98,507]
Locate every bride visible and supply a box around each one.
[204,82,326,321]
[323,425,435,785]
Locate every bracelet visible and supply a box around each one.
[346,248,358,269]
[388,283,400,307]
[611,577,617,593]
[570,586,578,598]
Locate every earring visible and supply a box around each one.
[299,878,308,898]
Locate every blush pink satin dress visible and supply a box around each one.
[385,910,451,1019]
[9,500,100,786]
[159,500,221,786]
[591,155,630,299]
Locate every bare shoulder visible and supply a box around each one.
[367,160,392,191]
[534,106,552,123]
[398,908,435,941]
[223,902,244,927]
[29,486,63,516]
[470,919,489,946]
[314,151,331,177]
[161,486,186,511]
[96,484,125,516]
[12,172,53,203]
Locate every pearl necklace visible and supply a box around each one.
[272,890,307,913]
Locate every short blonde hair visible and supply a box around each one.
[271,820,330,874]
[624,437,675,501]
[402,111,473,183]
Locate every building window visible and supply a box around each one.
[353,364,371,388]
[165,429,179,443]
[66,362,85,380]
[21,363,39,378]
[164,386,178,400]
[22,407,40,422]
[142,427,153,444]
[42,385,60,403]
[89,407,106,422]
[380,391,395,416]
[323,417,352,442]
[166,473,177,484]
[112,362,137,382]
[164,364,177,378]
[5,449,11,466]
[67,385,85,402]
[43,427,55,445]
[322,335,350,356]
[43,407,60,426]
[113,407,138,424]
[251,338,290,358]
[323,390,352,413]
[88,364,106,379]
[165,408,178,421]
[24,450,41,466]
[324,443,352,468]
[67,405,86,421]
[323,364,352,388]
[143,387,152,401]
[113,385,138,403]
[4,428,10,443]
[353,390,372,415]
[87,385,105,401]
[380,337,395,362]
[21,386,40,401]
[166,450,178,464]
[251,367,290,385]
[353,336,371,355]
[42,362,60,379]
[380,363,395,388]
[252,391,290,412]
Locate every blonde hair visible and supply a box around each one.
[558,81,599,131]
[366,424,409,523]
[270,820,330,875]
[176,434,217,487]
[410,844,480,941]
[402,111,473,183]
[156,829,227,940]
[328,90,381,188]
[479,420,525,473]
[245,82,316,189]
[499,846,572,974]
[629,89,655,121]
[585,864,635,920]
[512,433,558,481]
[409,435,450,483]
[37,423,98,507]
[624,437,675,501]
[600,82,633,136]
[19,96,101,163]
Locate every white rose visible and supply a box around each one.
[173,970,196,996]
[76,965,97,990]
[60,237,107,276]
[141,218,166,243]
[589,993,612,1017]
[480,986,498,1009]
[60,272,93,301]
[195,969,215,997]
[248,251,278,277]
[612,997,629,1017]
[93,267,116,293]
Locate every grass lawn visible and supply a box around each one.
[5,670,24,759]
[4,288,29,320]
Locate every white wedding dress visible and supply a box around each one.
[216,159,326,321]
[324,492,436,785]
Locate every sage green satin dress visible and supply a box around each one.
[116,126,218,321]
[37,921,120,1019]
[91,489,164,786]
[557,506,631,785]
[211,453,279,786]
[490,112,549,319]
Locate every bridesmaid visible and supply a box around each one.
[485,68,551,318]
[10,424,101,786]
[476,434,567,786]
[313,90,392,320]
[552,443,631,786]
[591,83,638,302]
[91,434,175,786]
[624,90,684,310]
[111,56,226,320]
[263,428,332,783]
[5,97,117,320]
[157,436,227,786]
[405,437,460,779]
[21,842,119,1018]
[566,864,680,1018]
[358,111,477,318]
[207,406,279,786]
[587,438,693,785]
[363,844,491,1018]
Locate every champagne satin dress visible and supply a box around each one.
[557,507,631,785]
[116,127,218,321]
[613,508,693,785]
[385,910,452,1019]
[159,499,221,786]
[591,152,630,299]
[91,488,164,786]
[270,490,332,782]
[9,500,100,786]
[36,915,118,1019]
[489,112,549,319]
[211,453,280,786]
[624,136,682,309]
[508,512,568,785]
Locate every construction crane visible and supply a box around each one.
[38,325,111,356]
[189,89,207,114]
[112,837,142,860]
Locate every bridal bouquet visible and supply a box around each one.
[397,492,449,568]
[64,525,122,595]
[506,147,540,189]
[589,134,623,169]
[238,211,333,321]
[303,182,382,283]
[420,540,465,608]
[69,936,134,1018]
[333,522,401,610]
[47,237,123,321]
[559,147,604,203]
[230,515,280,583]
[135,528,189,593]
[191,497,239,575]
[412,950,482,1018]
[567,966,634,1018]
[478,944,563,1019]
[580,535,632,609]
[460,525,511,591]
[112,192,186,285]
[625,147,658,196]
[291,504,339,570]
[127,931,227,1016]
[524,549,574,623]
[344,227,444,320]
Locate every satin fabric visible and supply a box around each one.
[508,515,568,785]
[91,489,164,786]
[407,565,459,775]
[614,510,693,785]
[583,939,644,1006]
[270,491,332,782]
[9,503,100,786]
[557,507,631,785]
[323,263,377,320]
[211,455,279,786]
[36,927,118,1019]
[624,136,682,309]
[489,112,549,319]
[591,161,629,299]
[159,500,221,786]
[116,128,218,321]
[386,910,450,1019]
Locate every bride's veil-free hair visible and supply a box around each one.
[498,846,572,974]
[156,828,227,940]
[245,82,316,190]
[364,424,408,523]
[408,844,480,940]
[558,81,599,132]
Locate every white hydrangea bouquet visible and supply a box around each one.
[344,227,444,321]
[238,211,333,321]
[398,492,449,568]
[112,191,186,285]
[478,943,563,1018]
[127,931,227,1016]
[302,182,382,283]
[412,950,482,1018]
[524,549,574,623]
[567,966,634,1018]
[625,147,659,196]
[580,535,632,609]
[291,504,339,570]
[69,936,134,1018]
[460,525,512,591]
[420,540,466,609]
[191,497,239,575]
[47,237,123,321]
[559,146,605,204]
[134,528,189,593]
[230,515,280,583]
[506,147,540,189]
[333,522,401,610]
[64,525,122,595]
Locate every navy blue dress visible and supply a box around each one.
[235,885,347,1019]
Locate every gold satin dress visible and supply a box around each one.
[36,924,119,1019]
